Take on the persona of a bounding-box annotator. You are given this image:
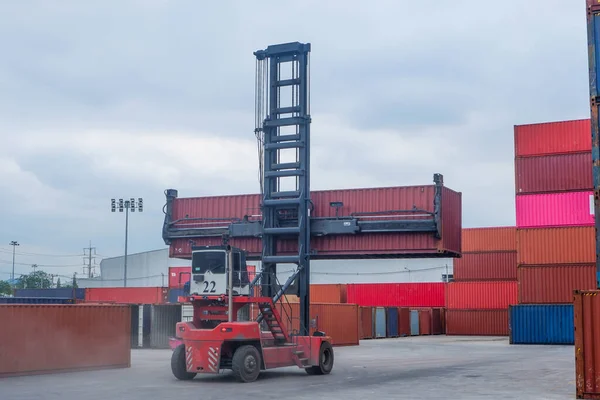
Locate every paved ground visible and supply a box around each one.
[0,336,575,400]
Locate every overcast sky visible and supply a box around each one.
[0,0,590,280]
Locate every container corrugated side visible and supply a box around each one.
[309,284,347,303]
[516,192,594,228]
[346,283,446,307]
[85,287,168,304]
[515,152,592,194]
[514,118,591,157]
[517,265,596,304]
[13,288,86,300]
[275,303,360,346]
[461,227,516,252]
[360,306,373,339]
[447,281,517,309]
[398,307,411,336]
[453,252,517,281]
[149,304,182,349]
[0,297,75,304]
[516,227,595,265]
[445,309,508,336]
[0,304,131,376]
[168,267,191,289]
[169,184,462,259]
[508,304,573,345]
[574,290,600,398]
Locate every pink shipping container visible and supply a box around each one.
[447,281,517,310]
[514,119,591,157]
[346,283,446,307]
[515,152,592,194]
[516,191,594,229]
[168,185,462,259]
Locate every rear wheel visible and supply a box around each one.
[306,341,334,375]
[232,345,261,383]
[171,344,197,380]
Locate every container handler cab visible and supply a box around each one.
[170,244,333,382]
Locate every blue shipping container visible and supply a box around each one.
[0,297,75,304]
[167,288,185,303]
[509,304,574,345]
[375,307,386,338]
[14,288,86,300]
[410,310,420,336]
[386,307,399,337]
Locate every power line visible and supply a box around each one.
[0,248,86,258]
[0,259,84,268]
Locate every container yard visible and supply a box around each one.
[5,2,600,400]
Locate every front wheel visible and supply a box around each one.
[171,344,197,380]
[306,341,334,375]
[232,345,262,383]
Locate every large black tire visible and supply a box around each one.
[171,344,197,380]
[231,345,262,383]
[305,341,334,375]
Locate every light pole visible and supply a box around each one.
[111,197,143,287]
[9,241,19,283]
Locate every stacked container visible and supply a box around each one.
[511,119,596,345]
[446,227,518,335]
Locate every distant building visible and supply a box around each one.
[78,248,454,288]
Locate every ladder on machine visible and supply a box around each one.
[253,42,312,337]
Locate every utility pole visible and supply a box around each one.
[9,241,19,283]
[111,197,143,287]
[83,241,96,278]
[31,264,38,288]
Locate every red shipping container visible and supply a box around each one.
[454,252,517,281]
[515,152,592,194]
[85,287,167,304]
[168,185,462,259]
[574,290,600,398]
[431,308,443,335]
[398,307,411,336]
[346,283,446,307]
[0,304,131,376]
[360,306,373,339]
[517,227,595,265]
[517,265,597,304]
[168,267,191,288]
[419,309,432,335]
[516,191,594,228]
[461,227,516,252]
[446,309,508,335]
[514,118,591,157]
[447,281,517,309]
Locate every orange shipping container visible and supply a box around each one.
[0,304,131,377]
[574,290,600,398]
[85,287,168,304]
[309,284,347,303]
[461,227,516,252]
[360,306,373,339]
[517,227,595,265]
[275,302,359,346]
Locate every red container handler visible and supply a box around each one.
[445,309,509,336]
[515,152,592,194]
[447,281,517,309]
[168,184,462,259]
[518,265,597,304]
[453,252,517,281]
[574,290,600,399]
[346,283,446,307]
[514,118,591,157]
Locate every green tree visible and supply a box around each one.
[0,280,12,296]
[56,278,61,288]
[15,271,53,289]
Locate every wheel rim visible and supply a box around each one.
[244,354,257,373]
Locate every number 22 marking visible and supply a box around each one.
[203,281,216,293]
